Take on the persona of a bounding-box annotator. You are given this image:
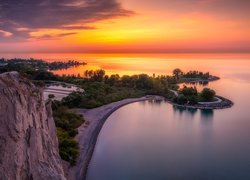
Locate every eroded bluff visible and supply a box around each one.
[0,72,66,180]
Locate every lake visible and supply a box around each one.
[2,53,250,77]
[81,54,249,180]
[87,98,250,180]
[2,53,250,179]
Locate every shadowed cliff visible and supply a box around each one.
[0,72,66,180]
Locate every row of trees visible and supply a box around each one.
[61,70,173,109]
[84,70,170,94]
[172,68,210,80]
[0,58,86,71]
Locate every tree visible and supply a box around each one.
[173,68,183,80]
[175,94,187,105]
[201,88,216,101]
[84,69,106,81]
[136,74,152,89]
[106,74,120,86]
[94,69,105,81]
[61,92,85,108]
[180,86,197,96]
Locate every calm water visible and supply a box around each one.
[2,53,250,179]
[2,53,250,77]
[83,54,249,180]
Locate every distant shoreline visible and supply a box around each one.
[177,76,220,84]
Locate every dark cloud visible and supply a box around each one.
[33,32,78,40]
[60,25,96,30]
[0,0,134,40]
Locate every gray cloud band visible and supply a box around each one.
[0,0,134,41]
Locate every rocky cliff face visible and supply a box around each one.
[0,72,66,180]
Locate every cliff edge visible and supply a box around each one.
[0,72,66,180]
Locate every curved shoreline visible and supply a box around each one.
[68,96,153,180]
[169,89,233,109]
[68,95,233,180]
[167,96,234,110]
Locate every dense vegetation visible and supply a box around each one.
[172,68,218,83]
[50,101,85,165]
[0,58,220,165]
[0,58,86,71]
[174,86,216,105]
[61,70,178,109]
[0,61,218,109]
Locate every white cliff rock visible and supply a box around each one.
[0,72,66,180]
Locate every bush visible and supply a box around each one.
[53,106,84,131]
[175,94,188,105]
[57,128,79,165]
[53,106,85,165]
[179,86,197,96]
[61,92,85,108]
[200,88,216,101]
[186,95,198,104]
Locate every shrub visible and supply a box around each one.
[200,88,216,101]
[179,86,197,96]
[57,129,79,165]
[175,94,188,105]
[53,106,85,165]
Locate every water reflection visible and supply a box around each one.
[173,105,198,117]
[148,99,163,105]
[201,109,214,120]
[173,105,214,120]
[138,99,164,108]
[187,107,198,116]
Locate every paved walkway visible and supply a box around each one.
[198,97,222,105]
[169,89,178,96]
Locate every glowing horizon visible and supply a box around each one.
[0,0,249,53]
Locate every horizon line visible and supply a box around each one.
[1,50,250,54]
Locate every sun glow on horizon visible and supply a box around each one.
[0,0,249,53]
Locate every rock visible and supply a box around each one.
[0,72,66,180]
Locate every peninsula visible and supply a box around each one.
[0,59,233,180]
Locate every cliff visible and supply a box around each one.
[0,72,66,180]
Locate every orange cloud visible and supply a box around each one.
[0,0,249,53]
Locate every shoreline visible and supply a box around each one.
[167,96,234,110]
[67,96,154,180]
[177,76,220,84]
[68,95,233,180]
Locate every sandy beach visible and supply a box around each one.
[68,96,157,180]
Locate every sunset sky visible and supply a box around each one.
[0,0,250,53]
